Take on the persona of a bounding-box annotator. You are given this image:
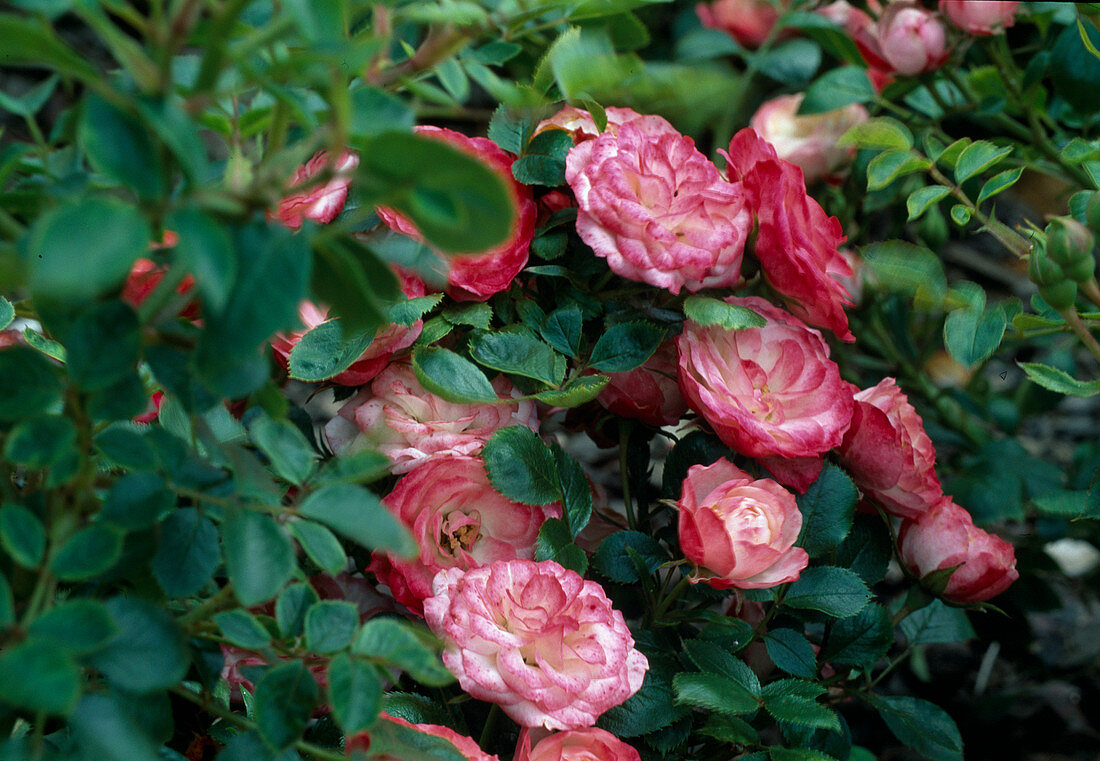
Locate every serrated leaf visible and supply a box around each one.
[764,695,840,731]
[248,413,317,485]
[797,464,858,558]
[389,293,444,326]
[541,305,584,357]
[943,282,1006,368]
[1018,362,1100,397]
[823,603,893,668]
[152,508,220,598]
[353,617,454,685]
[0,297,12,330]
[954,141,1012,184]
[304,600,359,653]
[683,639,760,694]
[468,331,566,386]
[288,320,376,383]
[276,582,320,639]
[223,509,296,607]
[254,661,320,751]
[684,296,766,330]
[288,520,347,575]
[700,714,760,745]
[770,748,838,761]
[899,600,975,645]
[534,517,587,575]
[976,166,1024,204]
[551,442,592,535]
[481,426,561,505]
[412,347,499,403]
[784,566,870,618]
[872,695,963,761]
[761,678,826,700]
[533,374,609,406]
[673,672,760,716]
[764,629,818,679]
[298,483,417,557]
[907,186,951,221]
[593,531,666,582]
[214,609,272,649]
[588,321,664,372]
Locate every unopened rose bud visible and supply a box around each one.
[1038,280,1078,310]
[876,2,949,76]
[1028,244,1066,287]
[749,94,869,184]
[1046,217,1094,266]
[939,0,1018,36]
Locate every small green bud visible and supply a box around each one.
[1086,191,1100,234]
[1045,217,1095,268]
[1063,255,1096,283]
[1038,280,1078,310]
[1028,245,1066,287]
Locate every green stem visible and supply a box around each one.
[178,584,236,626]
[654,573,691,621]
[867,645,914,690]
[478,704,500,749]
[1059,306,1100,365]
[927,164,1031,258]
[618,423,636,531]
[1080,278,1100,310]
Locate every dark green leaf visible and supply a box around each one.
[824,603,893,668]
[833,515,892,585]
[51,524,123,581]
[700,714,760,745]
[0,574,12,629]
[551,442,592,536]
[304,600,359,653]
[861,240,947,309]
[365,716,470,761]
[541,305,584,357]
[3,414,76,469]
[353,617,454,685]
[799,67,873,114]
[764,629,818,679]
[1032,488,1097,518]
[673,672,760,716]
[92,597,189,693]
[872,695,963,761]
[441,301,492,329]
[683,639,760,693]
[1018,362,1100,397]
[683,296,766,331]
[412,347,499,403]
[796,464,858,558]
[276,582,320,639]
[588,321,664,372]
[69,693,162,761]
[168,207,236,313]
[0,347,62,423]
[101,473,175,530]
[770,747,838,761]
[390,293,445,326]
[311,236,393,335]
[349,86,414,138]
[298,483,417,558]
[513,130,574,186]
[79,94,165,197]
[662,433,731,499]
[0,296,12,330]
[943,282,1006,367]
[152,508,220,597]
[899,600,975,645]
[598,658,684,737]
[533,374,609,406]
[784,566,870,618]
[28,599,117,654]
[593,531,666,582]
[0,639,79,713]
[383,692,452,726]
[215,609,273,649]
[468,331,566,386]
[223,509,296,607]
[534,517,588,574]
[254,661,320,751]
[327,652,382,733]
[312,450,390,487]
[765,695,839,731]
[288,319,376,383]
[482,426,562,505]
[288,520,347,575]
[249,413,317,485]
[954,141,1012,184]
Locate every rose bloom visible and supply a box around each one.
[724,128,855,341]
[817,1,894,90]
[940,0,1017,36]
[676,459,808,589]
[536,106,679,144]
[519,728,641,761]
[273,149,359,229]
[271,269,428,386]
[424,559,649,730]
[869,1,948,76]
[898,498,1019,603]
[695,0,789,49]
[369,455,561,615]
[749,94,869,184]
[677,296,854,461]
[347,715,499,761]
[377,126,536,301]
[566,118,752,294]
[838,377,943,520]
[324,363,538,474]
[596,339,687,427]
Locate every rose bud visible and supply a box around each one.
[838,377,943,519]
[323,363,538,474]
[939,0,1018,36]
[897,498,1019,603]
[676,296,854,461]
[695,0,789,49]
[348,715,499,761]
[749,94,869,185]
[377,126,536,301]
[368,455,561,616]
[273,149,358,229]
[874,2,949,76]
[566,116,752,294]
[596,339,687,427]
[518,728,641,761]
[424,559,649,730]
[675,459,809,589]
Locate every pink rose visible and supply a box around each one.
[749,94,869,185]
[897,498,1019,603]
[873,2,948,76]
[424,559,649,730]
[676,459,808,589]
[369,455,561,615]
[536,106,677,144]
[724,128,855,341]
[272,269,428,386]
[122,257,198,319]
[323,363,538,473]
[838,377,943,520]
[347,716,499,761]
[566,119,752,294]
[676,296,854,461]
[940,0,1017,36]
[273,150,358,229]
[519,728,641,761]
[695,0,789,49]
[596,339,687,427]
[377,126,536,301]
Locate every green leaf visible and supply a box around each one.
[943,282,1006,367]
[872,695,963,761]
[770,747,838,761]
[535,517,588,575]
[784,566,871,618]
[834,515,892,585]
[838,118,913,150]
[949,204,973,226]
[412,347,499,403]
[3,414,76,469]
[684,296,766,331]
[51,524,123,581]
[764,629,818,679]
[551,442,593,536]
[223,509,296,607]
[79,94,165,198]
[0,13,98,80]
[26,197,148,307]
[861,240,947,309]
[588,321,664,372]
[288,320,376,383]
[101,473,175,530]
[311,236,394,335]
[799,66,874,115]
[0,347,63,423]
[0,296,12,330]
[593,531,667,582]
[312,450,390,487]
[540,305,584,357]
[152,508,220,598]
[673,672,761,716]
[796,464,858,558]
[349,86,414,139]
[390,293,445,326]
[0,639,80,714]
[764,695,840,731]
[866,150,932,191]
[468,331,566,386]
[0,574,12,629]
[353,617,454,685]
[761,678,826,700]
[533,374,610,406]
[683,639,760,694]
[168,207,237,314]
[1032,488,1098,518]
[482,426,562,505]
[276,582,320,639]
[69,693,163,761]
[1018,361,1100,397]
[700,714,760,745]
[305,600,359,653]
[249,413,317,486]
[954,141,1012,184]
[298,483,417,558]
[907,185,951,221]
[441,303,491,331]
[976,166,1024,205]
[288,520,348,575]
[254,661,320,751]
[365,716,470,761]
[27,599,116,654]
[0,73,58,117]
[513,129,575,186]
[899,600,975,645]
[598,658,685,737]
[92,597,190,693]
[214,609,273,649]
[327,652,383,734]
[823,603,893,668]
